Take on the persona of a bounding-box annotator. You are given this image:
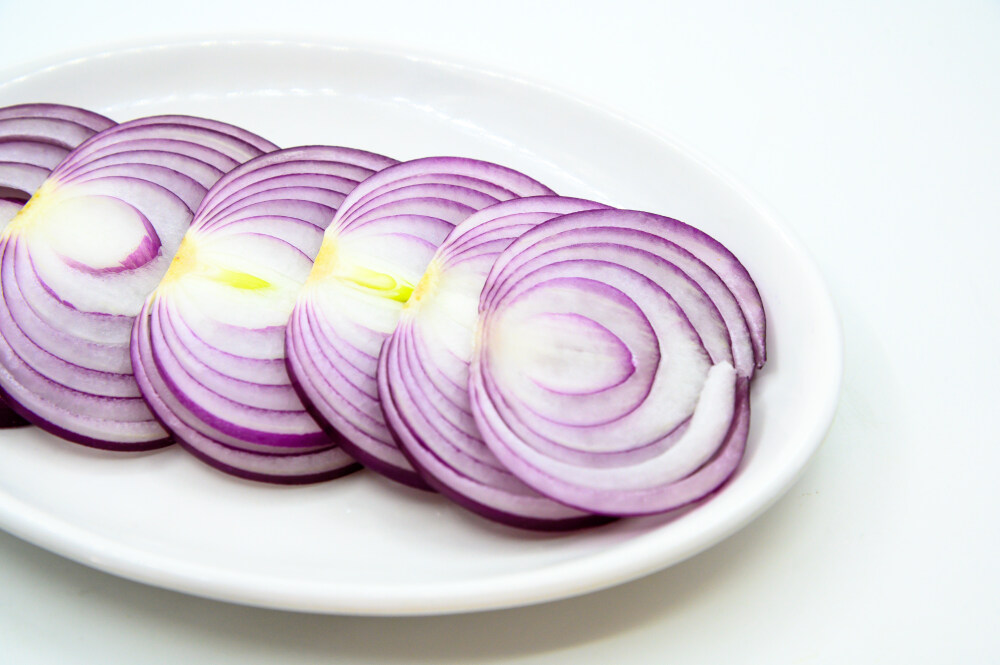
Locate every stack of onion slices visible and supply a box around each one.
[0,103,767,531]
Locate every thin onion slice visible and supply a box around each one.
[0,103,115,427]
[131,145,398,482]
[469,209,761,516]
[0,115,276,450]
[379,196,619,528]
[286,157,553,489]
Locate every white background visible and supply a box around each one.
[0,1,997,663]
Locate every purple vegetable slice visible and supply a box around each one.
[469,209,762,516]
[131,146,399,483]
[379,196,616,529]
[0,115,276,450]
[0,103,116,427]
[286,157,553,489]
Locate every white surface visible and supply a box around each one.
[0,0,996,662]
[0,41,840,615]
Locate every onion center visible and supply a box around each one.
[308,236,415,302]
[27,189,163,275]
[498,311,636,396]
[162,236,272,292]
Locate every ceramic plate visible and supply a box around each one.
[0,40,841,615]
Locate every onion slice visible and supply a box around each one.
[0,115,276,450]
[131,146,399,483]
[0,103,116,427]
[379,196,617,528]
[469,209,761,515]
[286,157,553,489]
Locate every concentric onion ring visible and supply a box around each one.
[379,196,619,528]
[469,209,760,516]
[131,146,399,483]
[0,115,276,449]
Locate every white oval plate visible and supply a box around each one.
[0,40,841,615]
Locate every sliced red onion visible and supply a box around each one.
[0,115,276,450]
[131,146,398,483]
[0,103,116,427]
[286,157,553,489]
[379,196,620,529]
[469,209,761,516]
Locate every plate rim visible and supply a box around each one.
[0,37,844,615]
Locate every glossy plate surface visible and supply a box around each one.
[0,40,841,615]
